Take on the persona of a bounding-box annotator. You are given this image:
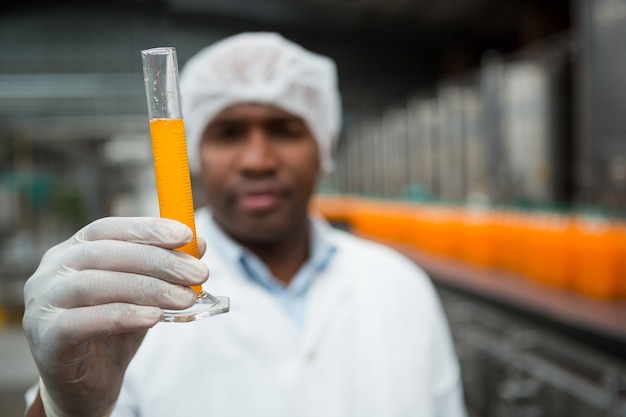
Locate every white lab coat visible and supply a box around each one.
[111,213,467,417]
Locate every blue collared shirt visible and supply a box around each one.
[201,213,337,328]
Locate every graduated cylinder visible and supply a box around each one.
[142,47,201,293]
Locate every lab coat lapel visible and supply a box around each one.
[300,248,354,354]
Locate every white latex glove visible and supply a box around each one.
[22,217,209,417]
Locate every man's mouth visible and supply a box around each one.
[238,191,281,212]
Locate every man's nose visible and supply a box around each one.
[239,127,278,175]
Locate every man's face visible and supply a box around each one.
[198,103,320,245]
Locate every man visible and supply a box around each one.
[23,32,466,417]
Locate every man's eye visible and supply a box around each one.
[210,127,244,142]
[271,125,304,140]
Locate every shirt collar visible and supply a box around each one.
[200,208,337,295]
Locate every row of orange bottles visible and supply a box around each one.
[569,217,624,299]
[314,196,626,301]
[486,212,624,300]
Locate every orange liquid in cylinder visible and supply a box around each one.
[149,118,202,294]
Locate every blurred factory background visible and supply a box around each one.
[2,0,626,416]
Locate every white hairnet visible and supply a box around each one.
[180,31,342,174]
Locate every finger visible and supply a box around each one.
[197,234,207,258]
[76,217,193,249]
[49,270,197,310]
[64,240,209,286]
[56,304,164,343]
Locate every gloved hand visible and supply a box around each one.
[22,217,209,417]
